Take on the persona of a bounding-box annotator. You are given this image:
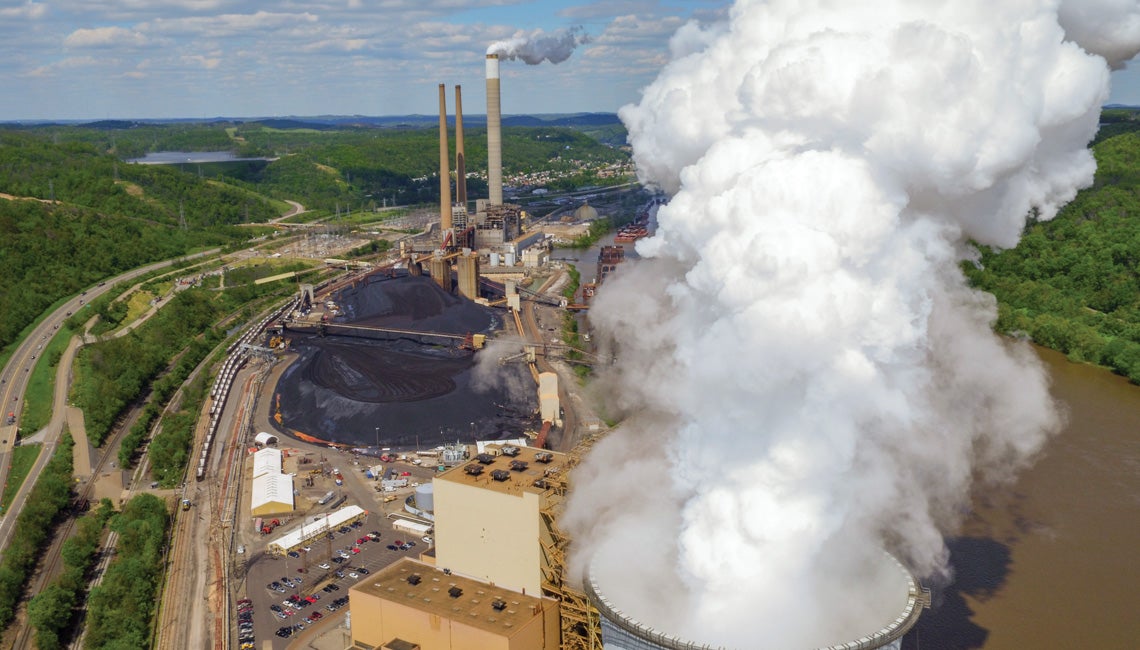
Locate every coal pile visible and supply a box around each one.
[335,273,491,334]
[273,275,537,447]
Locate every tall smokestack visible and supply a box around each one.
[485,54,503,206]
[455,85,467,208]
[438,83,452,233]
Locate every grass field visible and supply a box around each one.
[0,443,42,513]
[18,328,74,435]
[122,290,158,325]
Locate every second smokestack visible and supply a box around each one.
[438,83,452,233]
[455,85,467,208]
[486,54,503,206]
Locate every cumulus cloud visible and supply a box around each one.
[181,54,222,69]
[0,2,48,20]
[144,11,318,37]
[64,26,150,49]
[564,2,1140,648]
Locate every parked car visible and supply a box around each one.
[357,568,369,575]
[318,562,330,569]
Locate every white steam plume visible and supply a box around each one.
[563,1,1140,648]
[487,26,590,64]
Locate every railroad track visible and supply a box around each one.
[8,413,131,650]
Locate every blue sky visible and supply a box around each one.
[0,0,1137,121]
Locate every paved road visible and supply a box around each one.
[0,249,220,557]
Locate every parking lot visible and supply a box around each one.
[233,461,438,649]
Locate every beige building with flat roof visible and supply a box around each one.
[432,446,568,597]
[349,558,559,650]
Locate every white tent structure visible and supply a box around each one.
[254,431,279,447]
[252,447,283,479]
[251,472,295,516]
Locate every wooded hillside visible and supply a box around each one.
[967,123,1140,382]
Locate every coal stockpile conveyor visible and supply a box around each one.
[282,318,476,348]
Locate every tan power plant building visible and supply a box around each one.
[349,445,569,649]
[349,558,559,650]
[433,446,567,597]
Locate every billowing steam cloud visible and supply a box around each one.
[563,1,1140,648]
[486,26,590,64]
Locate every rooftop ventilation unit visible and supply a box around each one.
[501,445,520,457]
[509,460,528,472]
[448,586,463,598]
[534,452,554,463]
[491,469,511,482]
[407,574,422,585]
[492,599,507,611]
[476,453,496,464]
[464,464,485,476]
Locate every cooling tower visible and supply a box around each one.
[438,83,453,233]
[485,53,503,206]
[585,551,927,650]
[455,84,467,208]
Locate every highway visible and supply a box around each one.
[0,248,221,617]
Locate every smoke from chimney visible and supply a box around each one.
[563,2,1140,648]
[486,26,590,64]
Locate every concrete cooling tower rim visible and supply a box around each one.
[584,552,927,650]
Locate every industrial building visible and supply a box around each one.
[348,445,574,648]
[538,372,560,426]
[266,504,367,555]
[349,558,560,650]
[432,445,567,597]
[584,553,928,650]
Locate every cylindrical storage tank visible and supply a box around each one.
[414,483,434,512]
[585,551,925,650]
[489,252,501,267]
[504,251,516,266]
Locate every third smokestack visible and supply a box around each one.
[485,54,503,206]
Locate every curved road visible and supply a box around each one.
[0,249,220,557]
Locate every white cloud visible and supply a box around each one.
[64,26,150,49]
[23,55,102,77]
[301,38,371,53]
[144,11,319,37]
[0,2,48,20]
[182,54,222,69]
[0,0,716,119]
[559,0,659,20]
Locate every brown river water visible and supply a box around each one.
[910,346,1140,649]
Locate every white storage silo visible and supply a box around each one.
[414,483,434,512]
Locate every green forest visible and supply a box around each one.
[968,120,1140,383]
